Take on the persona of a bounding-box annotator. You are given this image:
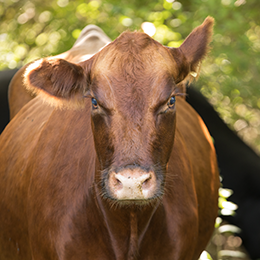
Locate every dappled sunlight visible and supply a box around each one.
[199,250,213,260]
[218,187,238,216]
[141,22,156,37]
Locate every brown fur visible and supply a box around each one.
[1,18,219,260]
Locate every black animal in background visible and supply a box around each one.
[0,69,18,133]
[187,86,260,260]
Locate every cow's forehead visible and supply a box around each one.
[92,31,177,79]
[89,31,178,109]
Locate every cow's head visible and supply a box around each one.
[24,17,214,205]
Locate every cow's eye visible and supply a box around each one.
[92,98,98,109]
[168,96,176,108]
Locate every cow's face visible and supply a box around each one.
[86,33,183,203]
[25,17,214,204]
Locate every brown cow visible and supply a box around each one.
[0,17,219,260]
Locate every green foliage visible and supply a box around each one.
[1,0,260,152]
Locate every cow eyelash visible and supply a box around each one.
[83,93,93,99]
[160,92,184,114]
[167,91,185,107]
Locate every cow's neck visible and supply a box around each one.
[94,184,160,259]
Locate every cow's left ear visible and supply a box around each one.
[24,57,93,109]
[169,16,214,84]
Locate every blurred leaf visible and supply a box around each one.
[218,224,241,234]
[219,188,233,199]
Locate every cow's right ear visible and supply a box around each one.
[24,57,93,109]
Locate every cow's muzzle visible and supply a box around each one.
[107,167,159,201]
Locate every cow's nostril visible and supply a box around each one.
[142,175,152,189]
[143,175,156,194]
[110,173,123,190]
[116,178,121,185]
[116,179,122,189]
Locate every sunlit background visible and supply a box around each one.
[0,0,260,154]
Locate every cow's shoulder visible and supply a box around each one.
[176,96,214,155]
[0,97,53,174]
